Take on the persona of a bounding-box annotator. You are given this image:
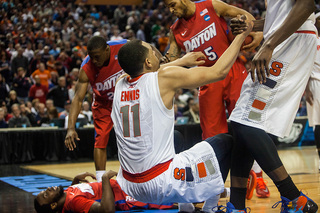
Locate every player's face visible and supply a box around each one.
[88,45,110,68]
[164,0,188,18]
[142,41,161,72]
[36,185,64,206]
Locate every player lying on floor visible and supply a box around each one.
[34,170,175,213]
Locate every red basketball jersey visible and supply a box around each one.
[62,180,173,213]
[81,39,127,109]
[171,0,232,67]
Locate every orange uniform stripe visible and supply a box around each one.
[252,99,266,110]
[122,159,172,183]
[197,162,207,178]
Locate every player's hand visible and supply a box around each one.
[179,52,206,67]
[242,32,263,52]
[305,86,314,106]
[102,170,118,180]
[74,172,97,183]
[65,128,80,151]
[230,15,248,35]
[250,41,273,83]
[160,53,170,64]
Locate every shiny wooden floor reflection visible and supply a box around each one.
[1,146,319,213]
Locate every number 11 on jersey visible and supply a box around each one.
[120,104,141,137]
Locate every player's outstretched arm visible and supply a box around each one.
[64,68,89,151]
[89,170,117,213]
[251,0,316,84]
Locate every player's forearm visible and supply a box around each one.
[252,19,265,32]
[263,0,315,50]
[209,33,247,81]
[67,97,82,130]
[100,176,115,213]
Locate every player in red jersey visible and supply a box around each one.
[164,0,262,139]
[64,36,127,182]
[34,170,174,213]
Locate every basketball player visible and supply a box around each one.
[64,36,127,182]
[226,0,318,212]
[164,0,269,200]
[110,18,252,213]
[34,170,174,213]
[306,12,320,173]
[164,0,263,139]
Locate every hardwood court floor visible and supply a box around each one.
[1,146,319,213]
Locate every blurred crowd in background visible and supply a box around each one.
[0,0,317,128]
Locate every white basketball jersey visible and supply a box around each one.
[111,72,175,174]
[264,0,317,40]
[311,37,320,81]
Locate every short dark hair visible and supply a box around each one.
[87,36,107,51]
[118,39,149,77]
[34,199,56,213]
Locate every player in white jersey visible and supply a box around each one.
[111,20,252,213]
[227,0,318,212]
[306,12,320,172]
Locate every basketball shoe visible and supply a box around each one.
[246,170,257,200]
[215,202,251,213]
[272,192,318,213]
[255,176,270,198]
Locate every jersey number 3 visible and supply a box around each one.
[120,104,141,137]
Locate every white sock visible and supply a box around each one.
[252,160,262,174]
[178,203,195,212]
[96,170,105,182]
[202,195,220,213]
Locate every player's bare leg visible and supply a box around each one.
[94,148,107,181]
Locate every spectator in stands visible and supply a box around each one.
[69,68,79,82]
[0,52,11,82]
[12,67,31,103]
[2,105,13,123]
[183,98,200,124]
[11,47,29,77]
[70,48,83,71]
[0,73,10,102]
[29,75,48,104]
[19,103,36,127]
[41,46,51,63]
[6,90,20,113]
[56,51,72,71]
[54,61,68,77]
[46,55,57,73]
[68,80,76,101]
[45,99,54,111]
[8,103,31,128]
[0,108,8,128]
[82,101,92,123]
[47,76,69,112]
[59,100,71,119]
[31,99,40,115]
[35,103,47,126]
[39,106,59,127]
[49,43,60,58]
[29,50,43,75]
[31,62,51,88]
[23,42,34,62]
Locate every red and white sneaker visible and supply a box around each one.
[255,177,270,198]
[246,170,257,200]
